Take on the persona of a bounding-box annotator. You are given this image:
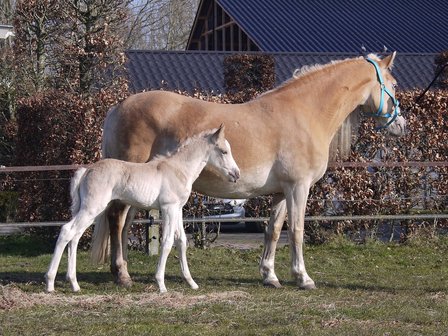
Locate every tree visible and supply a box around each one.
[13,0,61,95]
[435,50,448,88]
[0,0,16,165]
[12,0,130,225]
[0,0,15,24]
[125,0,198,50]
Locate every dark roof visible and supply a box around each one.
[126,50,436,93]
[214,0,448,53]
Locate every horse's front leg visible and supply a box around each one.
[285,183,316,289]
[175,208,198,290]
[155,205,177,293]
[108,201,132,287]
[260,193,287,288]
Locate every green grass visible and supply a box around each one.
[1,235,448,335]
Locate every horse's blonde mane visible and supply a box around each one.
[259,54,379,160]
[258,55,369,99]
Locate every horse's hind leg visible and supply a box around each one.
[175,210,198,290]
[260,194,287,288]
[122,206,138,264]
[107,201,133,287]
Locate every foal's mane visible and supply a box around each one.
[150,128,218,163]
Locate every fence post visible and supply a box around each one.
[146,210,160,256]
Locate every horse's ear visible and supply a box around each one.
[380,51,396,70]
[210,124,225,143]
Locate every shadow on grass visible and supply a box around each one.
[317,280,448,293]
[0,271,113,286]
[0,235,53,257]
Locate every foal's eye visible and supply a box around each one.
[221,149,228,155]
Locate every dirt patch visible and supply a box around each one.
[0,284,250,311]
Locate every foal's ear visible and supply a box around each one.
[380,51,397,70]
[210,124,225,143]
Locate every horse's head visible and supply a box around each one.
[364,52,406,136]
[207,125,240,183]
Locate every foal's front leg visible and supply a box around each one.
[175,208,198,290]
[155,205,178,293]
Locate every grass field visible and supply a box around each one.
[1,234,448,335]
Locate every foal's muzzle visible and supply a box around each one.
[228,169,240,183]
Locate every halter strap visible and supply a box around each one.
[366,58,400,130]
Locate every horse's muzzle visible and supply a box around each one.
[386,113,407,136]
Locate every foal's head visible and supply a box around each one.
[206,125,240,183]
[363,52,406,136]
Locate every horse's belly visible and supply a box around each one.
[193,166,280,198]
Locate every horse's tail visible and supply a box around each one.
[90,208,110,264]
[90,106,116,265]
[101,105,117,159]
[70,167,87,216]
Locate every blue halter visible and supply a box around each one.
[366,58,400,130]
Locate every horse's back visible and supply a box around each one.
[103,91,236,163]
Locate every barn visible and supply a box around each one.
[126,0,447,93]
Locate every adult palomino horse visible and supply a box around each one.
[93,53,406,289]
[46,126,240,293]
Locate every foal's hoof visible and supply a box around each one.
[263,280,282,288]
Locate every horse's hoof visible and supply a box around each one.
[299,282,316,290]
[263,280,282,288]
[116,277,133,288]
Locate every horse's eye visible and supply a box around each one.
[392,83,398,90]
[221,149,228,155]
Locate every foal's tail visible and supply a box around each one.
[90,211,110,264]
[70,167,87,216]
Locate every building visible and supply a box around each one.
[127,0,448,93]
[0,25,14,48]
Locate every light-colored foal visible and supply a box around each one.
[45,125,240,293]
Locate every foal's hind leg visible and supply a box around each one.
[46,213,94,292]
[66,217,95,292]
[175,209,198,290]
[260,194,287,288]
[108,201,133,287]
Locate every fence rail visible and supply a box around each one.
[1,162,447,232]
[1,213,447,229]
[1,161,447,173]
